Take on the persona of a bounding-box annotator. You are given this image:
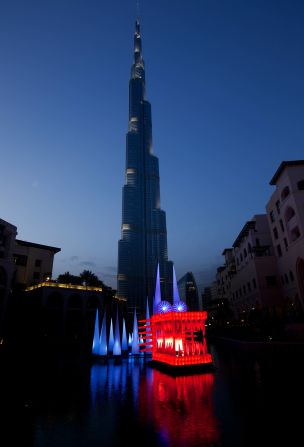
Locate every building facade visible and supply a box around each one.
[266,160,304,314]
[206,215,283,325]
[0,218,18,339]
[117,21,172,320]
[230,215,283,319]
[13,239,60,287]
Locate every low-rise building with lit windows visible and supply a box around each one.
[266,160,304,314]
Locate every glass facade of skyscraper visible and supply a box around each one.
[117,21,172,321]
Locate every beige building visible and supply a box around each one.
[266,160,304,312]
[13,239,60,287]
[0,218,18,338]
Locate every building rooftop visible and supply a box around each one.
[222,248,233,255]
[25,281,102,293]
[270,160,304,185]
[16,239,61,253]
[232,221,256,248]
[0,217,17,231]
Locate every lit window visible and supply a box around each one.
[118,274,127,281]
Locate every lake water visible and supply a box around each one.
[0,342,303,446]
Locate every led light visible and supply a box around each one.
[172,300,187,312]
[156,301,172,314]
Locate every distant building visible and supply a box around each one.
[266,160,304,312]
[13,239,61,287]
[216,265,229,302]
[0,218,17,339]
[177,272,200,310]
[201,286,212,308]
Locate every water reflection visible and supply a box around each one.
[143,371,220,446]
[4,344,304,446]
[90,358,220,447]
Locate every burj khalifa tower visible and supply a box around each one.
[117,21,173,320]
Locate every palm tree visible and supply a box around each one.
[57,272,82,285]
[79,270,103,287]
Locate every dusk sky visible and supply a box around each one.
[1,0,303,292]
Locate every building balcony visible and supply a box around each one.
[250,245,273,257]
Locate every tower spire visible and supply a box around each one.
[133,19,143,69]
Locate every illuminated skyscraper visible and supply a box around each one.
[117,21,172,321]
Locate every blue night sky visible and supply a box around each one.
[1,0,303,292]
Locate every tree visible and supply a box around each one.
[57,272,82,285]
[79,270,104,287]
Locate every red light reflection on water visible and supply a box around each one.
[139,370,220,446]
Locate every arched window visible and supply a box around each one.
[285,206,295,223]
[281,186,290,201]
[290,226,301,242]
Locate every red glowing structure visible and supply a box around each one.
[138,310,213,369]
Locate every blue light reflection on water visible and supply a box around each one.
[90,356,220,447]
[3,344,304,446]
